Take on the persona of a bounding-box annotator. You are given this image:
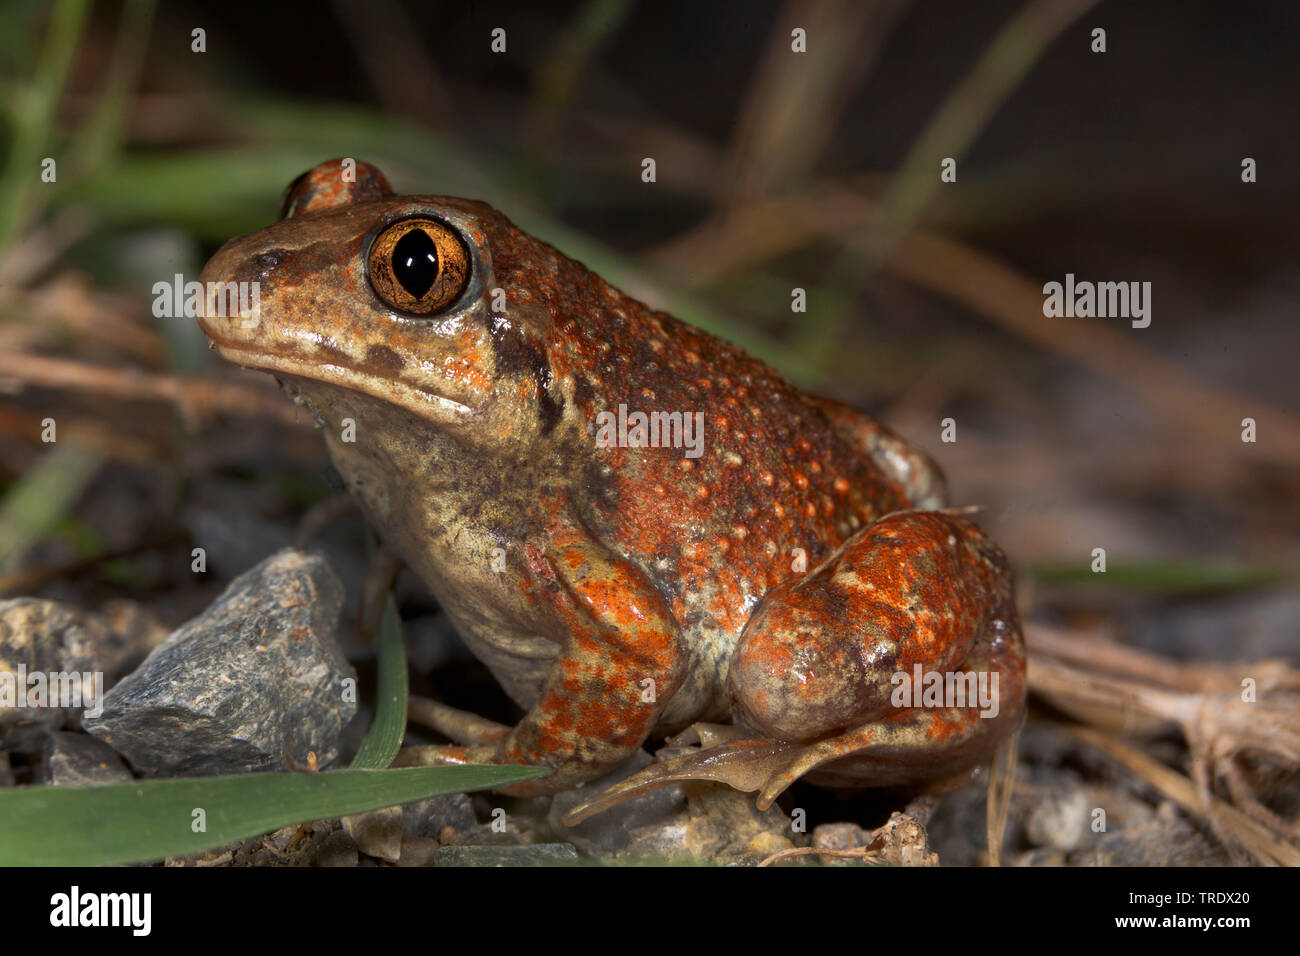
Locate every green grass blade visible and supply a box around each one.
[0,442,102,573]
[71,0,155,173]
[1027,560,1290,593]
[0,0,90,253]
[350,595,408,770]
[0,765,546,866]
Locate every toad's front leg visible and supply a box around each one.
[399,523,688,795]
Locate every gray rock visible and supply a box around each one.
[83,550,356,776]
[1025,779,1092,851]
[915,777,1005,866]
[0,599,104,751]
[402,791,479,841]
[1013,847,1068,867]
[810,821,873,851]
[434,843,580,867]
[40,731,132,786]
[1068,801,1234,866]
[343,806,403,862]
[396,835,440,867]
[311,830,360,868]
[622,781,796,865]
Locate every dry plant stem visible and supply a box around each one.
[1028,625,1300,857]
[0,209,93,288]
[1030,654,1300,766]
[1027,632,1300,737]
[0,353,303,427]
[855,0,1100,269]
[1222,756,1300,839]
[757,845,884,867]
[1028,624,1300,694]
[883,230,1300,468]
[329,0,447,125]
[986,728,1019,867]
[720,0,908,207]
[1064,725,1300,867]
[9,273,169,365]
[650,185,1300,472]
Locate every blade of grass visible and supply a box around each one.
[850,0,1100,274]
[814,0,1100,360]
[530,0,634,124]
[0,0,90,253]
[720,0,906,207]
[71,0,156,175]
[1028,560,1290,593]
[0,764,547,866]
[350,595,409,769]
[0,442,102,573]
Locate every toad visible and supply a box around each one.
[196,159,1025,822]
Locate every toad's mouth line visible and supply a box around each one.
[212,343,476,417]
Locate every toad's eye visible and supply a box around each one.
[367,218,470,315]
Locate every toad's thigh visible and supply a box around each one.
[728,511,1021,742]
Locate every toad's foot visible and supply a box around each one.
[561,702,1008,826]
[560,727,803,825]
[559,718,913,825]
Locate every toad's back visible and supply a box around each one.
[505,229,915,641]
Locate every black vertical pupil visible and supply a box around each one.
[391,228,439,298]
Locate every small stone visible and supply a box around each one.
[83,550,356,776]
[611,780,798,865]
[811,821,872,851]
[311,830,360,867]
[1026,781,1091,851]
[461,797,552,846]
[343,806,403,862]
[923,778,1000,866]
[433,843,580,867]
[1069,802,1232,866]
[397,835,440,867]
[39,731,132,786]
[402,791,478,840]
[1013,847,1068,867]
[0,599,104,751]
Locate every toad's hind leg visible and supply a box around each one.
[563,511,1026,824]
